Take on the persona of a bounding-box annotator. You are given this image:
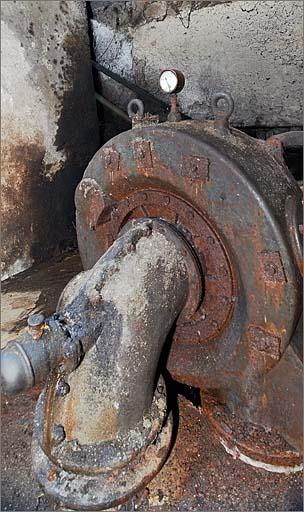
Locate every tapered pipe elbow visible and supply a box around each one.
[31,219,201,510]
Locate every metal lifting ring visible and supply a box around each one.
[127,98,144,118]
[211,92,234,121]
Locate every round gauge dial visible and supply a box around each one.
[159,69,185,94]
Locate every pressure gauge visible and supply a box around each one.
[159,69,185,94]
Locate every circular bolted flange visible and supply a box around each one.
[108,190,235,344]
[75,178,117,230]
[32,376,174,510]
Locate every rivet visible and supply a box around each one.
[27,313,45,339]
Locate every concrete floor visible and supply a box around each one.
[1,253,303,511]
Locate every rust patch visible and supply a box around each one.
[101,146,120,176]
[133,140,153,169]
[260,251,287,284]
[47,469,57,482]
[202,396,302,468]
[95,404,119,441]
[248,325,281,360]
[1,137,45,276]
[181,154,210,182]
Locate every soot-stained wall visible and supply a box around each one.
[1,0,99,280]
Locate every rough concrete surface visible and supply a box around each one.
[1,0,99,279]
[90,0,303,127]
[1,254,303,511]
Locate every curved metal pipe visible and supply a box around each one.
[41,220,195,445]
[1,218,200,509]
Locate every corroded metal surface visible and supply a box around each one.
[202,395,302,472]
[1,97,303,508]
[105,189,235,345]
[75,113,303,464]
[1,255,303,511]
[2,219,202,510]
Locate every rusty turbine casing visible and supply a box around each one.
[75,93,303,472]
[1,90,303,509]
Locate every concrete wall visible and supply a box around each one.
[90,0,303,128]
[1,1,99,280]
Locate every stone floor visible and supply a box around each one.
[1,253,303,511]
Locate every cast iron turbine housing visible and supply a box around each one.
[1,82,303,509]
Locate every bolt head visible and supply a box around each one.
[138,148,145,158]
[264,262,278,276]
[56,380,70,397]
[53,425,66,445]
[27,313,45,328]
[105,154,112,165]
